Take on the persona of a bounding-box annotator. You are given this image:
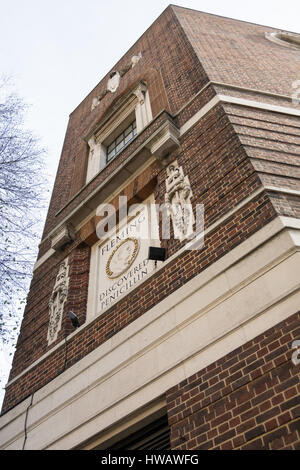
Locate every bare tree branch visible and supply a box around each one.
[0,78,48,347]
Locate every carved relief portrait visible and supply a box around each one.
[106,238,139,279]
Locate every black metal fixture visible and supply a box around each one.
[148,246,166,267]
[69,311,80,329]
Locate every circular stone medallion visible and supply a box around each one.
[106,238,139,279]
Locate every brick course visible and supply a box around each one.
[2,5,300,438]
[166,312,300,450]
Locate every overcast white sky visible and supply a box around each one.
[0,0,300,406]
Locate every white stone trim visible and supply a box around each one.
[149,121,180,160]
[33,248,55,271]
[34,185,300,273]
[50,224,75,251]
[219,94,300,117]
[33,158,156,273]
[211,80,295,101]
[1,218,299,449]
[7,186,266,386]
[76,157,156,232]
[174,81,296,118]
[2,216,300,388]
[86,84,153,184]
[86,137,104,184]
[7,209,300,388]
[179,95,220,136]
[37,91,300,263]
[180,94,300,138]
[264,185,300,197]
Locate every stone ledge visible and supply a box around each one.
[50,224,75,251]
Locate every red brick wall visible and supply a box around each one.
[166,312,300,450]
[39,4,300,255]
[3,6,300,417]
[224,104,300,219]
[2,189,276,413]
[40,5,209,242]
[7,242,90,381]
[173,6,300,96]
[2,94,280,412]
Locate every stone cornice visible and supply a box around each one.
[38,87,300,255]
[7,213,300,389]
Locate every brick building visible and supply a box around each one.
[0,5,300,450]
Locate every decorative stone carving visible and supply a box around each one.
[91,52,143,110]
[88,135,97,153]
[106,237,139,279]
[47,259,69,345]
[91,97,100,111]
[131,51,142,68]
[133,82,147,105]
[107,71,121,93]
[165,160,195,240]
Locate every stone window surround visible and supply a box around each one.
[49,112,180,252]
[86,82,153,183]
[265,31,300,50]
[45,83,300,254]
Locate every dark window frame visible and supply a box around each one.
[106,120,137,163]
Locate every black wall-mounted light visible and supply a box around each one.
[148,246,166,267]
[69,311,80,329]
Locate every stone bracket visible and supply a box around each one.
[51,224,75,251]
[148,121,180,161]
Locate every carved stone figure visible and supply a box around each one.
[107,71,121,93]
[165,161,195,240]
[91,97,100,111]
[133,82,147,105]
[131,52,142,68]
[47,259,69,345]
[91,53,143,110]
[88,136,97,156]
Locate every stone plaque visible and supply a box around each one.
[93,196,159,314]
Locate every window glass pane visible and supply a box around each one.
[116,141,124,152]
[116,134,123,145]
[106,120,137,162]
[107,143,115,153]
[107,149,115,160]
[125,133,132,144]
[124,126,132,137]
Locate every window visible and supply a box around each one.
[85,83,152,183]
[106,120,137,163]
[265,31,300,50]
[97,415,170,450]
[108,415,170,450]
